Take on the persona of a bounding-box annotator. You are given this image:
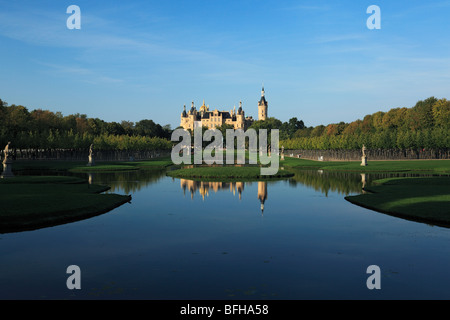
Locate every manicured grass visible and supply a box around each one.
[167,166,294,182]
[121,157,174,169]
[13,156,450,175]
[12,160,87,172]
[281,157,450,174]
[0,176,131,233]
[69,164,140,173]
[280,157,348,169]
[13,157,173,173]
[345,177,450,226]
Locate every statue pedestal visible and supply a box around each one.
[361,156,368,166]
[1,160,15,178]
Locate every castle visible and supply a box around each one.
[180,86,269,130]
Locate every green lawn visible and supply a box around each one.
[345,177,450,226]
[0,176,131,233]
[14,155,449,175]
[281,157,450,174]
[121,158,174,169]
[13,157,174,173]
[69,164,140,172]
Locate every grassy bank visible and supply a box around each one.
[1,157,173,232]
[280,157,450,174]
[345,177,450,226]
[15,155,448,175]
[12,157,173,173]
[166,166,294,182]
[0,176,131,233]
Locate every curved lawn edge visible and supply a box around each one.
[0,176,132,234]
[345,177,450,228]
[166,166,294,182]
[345,196,450,229]
[0,194,132,234]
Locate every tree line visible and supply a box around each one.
[197,97,449,151]
[281,97,450,150]
[1,96,448,154]
[0,99,172,151]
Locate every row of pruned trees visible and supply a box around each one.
[281,127,450,150]
[1,129,172,151]
[0,98,173,151]
[282,97,450,150]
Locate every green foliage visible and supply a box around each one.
[0,99,173,151]
[281,97,450,150]
[432,98,450,129]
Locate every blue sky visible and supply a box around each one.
[1,0,449,129]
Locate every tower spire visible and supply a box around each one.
[258,84,268,121]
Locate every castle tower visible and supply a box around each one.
[258,86,268,121]
[236,101,245,129]
[257,181,267,214]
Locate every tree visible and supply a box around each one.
[310,125,325,137]
[74,114,89,134]
[432,98,450,129]
[371,111,385,130]
[293,127,312,138]
[106,121,126,136]
[5,105,30,136]
[30,109,61,132]
[281,117,305,138]
[120,120,135,135]
[135,119,165,137]
[412,97,437,129]
[249,117,284,143]
[87,118,106,136]
[0,99,7,129]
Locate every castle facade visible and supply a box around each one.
[180,87,268,131]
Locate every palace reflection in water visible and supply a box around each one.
[180,179,268,213]
[79,167,428,215]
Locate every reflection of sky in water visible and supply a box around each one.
[1,170,450,299]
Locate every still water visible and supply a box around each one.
[1,168,450,299]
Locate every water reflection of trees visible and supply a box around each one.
[287,169,364,196]
[80,169,167,194]
[21,165,431,199]
[286,169,432,196]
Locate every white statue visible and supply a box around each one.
[87,144,95,166]
[361,144,368,166]
[1,141,14,178]
[2,142,11,164]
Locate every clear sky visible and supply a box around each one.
[1,0,449,129]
